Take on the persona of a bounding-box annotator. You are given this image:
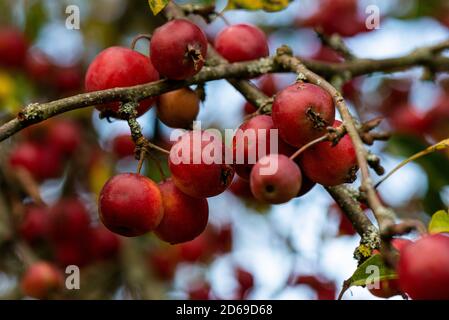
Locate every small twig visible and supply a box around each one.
[289,135,328,160]
[130,34,152,50]
[14,168,44,205]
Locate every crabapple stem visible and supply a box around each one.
[289,135,328,161]
[130,34,152,51]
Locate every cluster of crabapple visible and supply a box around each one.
[0,27,82,96]
[85,18,359,248]
[19,198,121,299]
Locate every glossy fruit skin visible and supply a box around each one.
[215,24,269,63]
[233,115,295,180]
[169,131,235,198]
[398,234,449,300]
[47,120,81,155]
[19,206,50,246]
[0,28,28,68]
[21,262,63,299]
[99,173,163,237]
[156,88,200,129]
[250,154,302,204]
[299,120,358,186]
[112,134,135,158]
[9,142,63,181]
[229,176,254,199]
[48,198,91,243]
[150,19,208,80]
[155,179,208,244]
[369,238,411,298]
[85,46,159,117]
[272,83,335,147]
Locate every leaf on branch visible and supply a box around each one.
[376,138,449,188]
[428,210,449,234]
[148,0,170,15]
[225,0,291,12]
[339,254,397,298]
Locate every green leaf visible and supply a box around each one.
[429,210,449,234]
[339,254,397,298]
[225,0,291,12]
[148,0,170,15]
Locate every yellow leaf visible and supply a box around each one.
[0,72,15,99]
[226,0,291,12]
[376,138,449,188]
[89,155,113,198]
[148,0,169,15]
[428,210,449,234]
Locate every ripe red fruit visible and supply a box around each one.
[21,262,63,299]
[48,198,91,243]
[214,24,269,63]
[233,115,295,180]
[53,241,91,267]
[229,176,254,199]
[87,226,122,261]
[0,27,28,68]
[150,19,208,80]
[111,134,135,158]
[155,179,208,244]
[19,206,50,246]
[178,233,208,262]
[188,282,211,300]
[398,234,449,300]
[99,173,163,237]
[388,104,430,137]
[235,267,254,299]
[300,0,370,37]
[47,119,81,155]
[250,154,302,204]
[9,142,63,181]
[272,82,335,147]
[85,46,159,117]
[299,120,358,186]
[369,238,411,298]
[156,88,200,129]
[25,48,53,82]
[148,247,179,280]
[52,66,82,94]
[169,131,235,198]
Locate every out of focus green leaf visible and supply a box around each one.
[24,1,48,41]
[148,0,170,15]
[428,210,449,234]
[225,0,291,12]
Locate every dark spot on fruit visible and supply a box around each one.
[265,184,275,193]
[344,165,359,183]
[306,107,328,129]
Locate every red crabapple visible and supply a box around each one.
[233,115,295,180]
[47,119,81,155]
[99,173,163,237]
[0,27,28,68]
[169,130,235,198]
[214,24,269,63]
[19,206,50,246]
[85,46,159,117]
[272,82,335,147]
[398,234,449,300]
[299,120,358,186]
[155,179,208,244]
[250,154,302,204]
[150,19,208,80]
[21,261,63,299]
[112,134,135,158]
